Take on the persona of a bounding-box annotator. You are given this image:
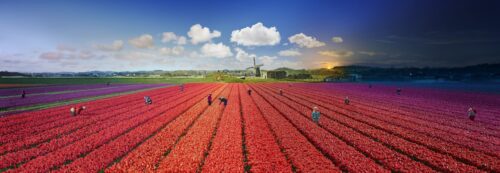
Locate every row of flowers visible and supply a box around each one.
[238,84,292,173]
[4,84,216,172]
[54,85,222,173]
[155,85,232,172]
[248,85,343,172]
[265,84,498,172]
[107,85,226,172]
[252,85,388,172]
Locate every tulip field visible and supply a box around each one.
[0,83,498,172]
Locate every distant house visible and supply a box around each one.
[265,71,287,79]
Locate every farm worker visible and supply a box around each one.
[219,97,228,106]
[312,107,320,123]
[144,96,152,105]
[279,89,283,96]
[247,89,252,95]
[77,106,86,115]
[396,88,402,95]
[207,94,213,106]
[179,84,184,92]
[70,107,76,116]
[467,107,477,121]
[106,82,110,86]
[344,96,350,105]
[21,90,26,98]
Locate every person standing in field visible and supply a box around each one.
[70,107,76,116]
[207,94,212,106]
[219,96,228,106]
[179,84,184,92]
[396,88,402,95]
[344,96,350,105]
[77,106,86,115]
[279,89,283,96]
[468,106,477,121]
[312,107,320,123]
[21,90,26,98]
[144,96,152,105]
[247,89,252,95]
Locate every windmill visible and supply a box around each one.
[246,57,263,77]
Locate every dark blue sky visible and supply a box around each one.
[0,0,499,72]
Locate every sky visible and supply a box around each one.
[0,0,499,72]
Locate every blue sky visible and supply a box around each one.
[1,0,499,72]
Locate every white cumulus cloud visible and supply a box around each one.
[188,24,221,45]
[258,56,277,65]
[177,36,187,45]
[230,22,280,46]
[332,37,343,43]
[289,33,325,48]
[200,42,233,58]
[278,49,302,56]
[129,34,154,48]
[95,40,124,51]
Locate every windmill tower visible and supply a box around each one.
[247,57,263,77]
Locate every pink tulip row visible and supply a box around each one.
[266,83,499,172]
[238,84,292,172]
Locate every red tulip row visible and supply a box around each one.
[248,84,342,172]
[258,84,476,172]
[155,85,232,172]
[0,84,216,170]
[274,84,500,156]
[201,85,244,172]
[0,84,177,131]
[6,84,219,173]
[238,84,292,173]
[264,84,499,172]
[0,85,208,154]
[0,85,179,141]
[251,85,388,172]
[54,85,223,173]
[285,84,500,170]
[106,85,227,172]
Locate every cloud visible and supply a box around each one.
[200,42,233,58]
[40,49,97,61]
[278,49,302,56]
[358,51,385,56]
[162,32,187,45]
[115,51,156,61]
[318,50,354,57]
[57,45,76,52]
[177,36,187,45]
[187,24,221,44]
[235,47,256,62]
[331,37,343,43]
[129,34,154,48]
[258,56,277,65]
[159,46,184,56]
[289,33,325,48]
[230,22,281,46]
[95,40,124,51]
[40,52,63,61]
